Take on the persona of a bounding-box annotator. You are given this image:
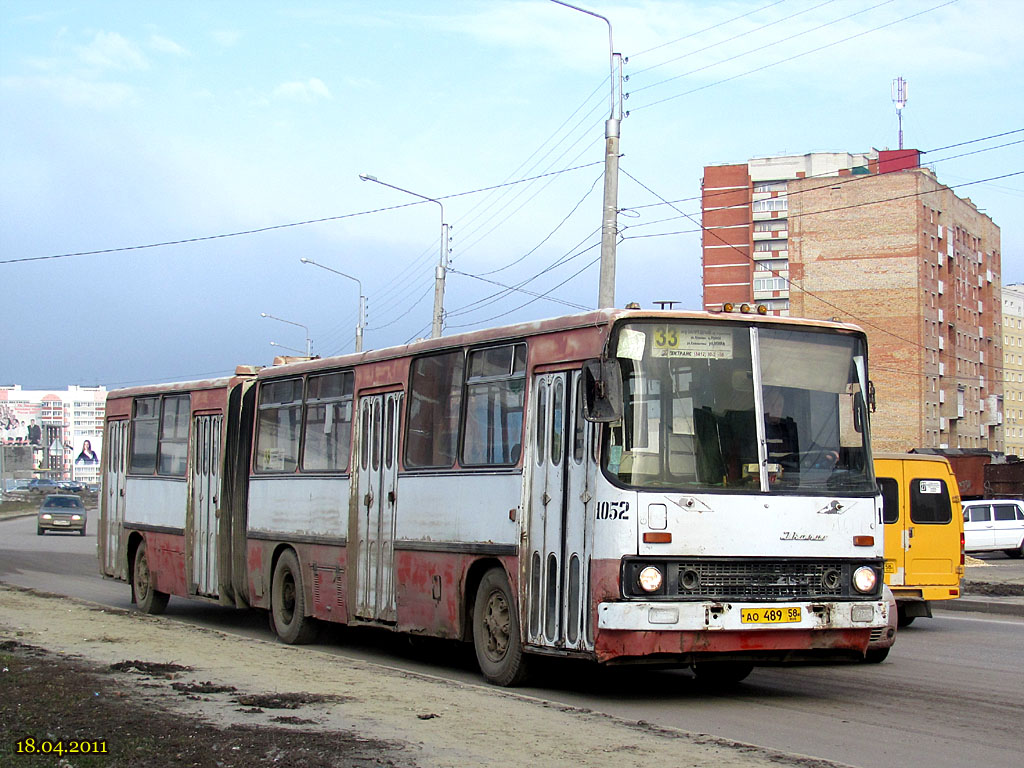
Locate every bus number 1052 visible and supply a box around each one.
[596,501,630,520]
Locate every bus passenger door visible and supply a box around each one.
[526,371,594,651]
[189,413,222,597]
[355,392,402,622]
[102,419,129,579]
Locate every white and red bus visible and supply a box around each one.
[98,308,888,685]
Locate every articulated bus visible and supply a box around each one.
[98,308,889,685]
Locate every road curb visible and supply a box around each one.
[936,598,1024,618]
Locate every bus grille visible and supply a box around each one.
[622,558,882,601]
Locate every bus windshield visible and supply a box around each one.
[602,321,874,494]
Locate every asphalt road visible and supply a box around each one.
[1,514,1021,768]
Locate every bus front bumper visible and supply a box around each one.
[594,599,887,664]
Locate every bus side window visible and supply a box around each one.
[877,477,899,524]
[254,378,303,473]
[157,395,190,477]
[461,343,526,467]
[406,351,464,469]
[129,397,159,474]
[302,371,354,472]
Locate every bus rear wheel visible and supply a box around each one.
[472,568,528,686]
[132,541,169,615]
[271,549,317,644]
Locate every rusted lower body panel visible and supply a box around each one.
[245,538,515,638]
[246,540,269,609]
[306,543,348,622]
[594,627,871,664]
[145,531,187,598]
[394,550,464,637]
[393,550,517,639]
[244,540,347,622]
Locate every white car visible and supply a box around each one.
[961,499,1024,558]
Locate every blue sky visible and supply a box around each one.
[2,0,1021,389]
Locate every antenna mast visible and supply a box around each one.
[891,77,908,150]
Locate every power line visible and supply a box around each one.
[629,0,845,82]
[478,169,604,277]
[445,253,603,330]
[628,0,958,113]
[445,235,601,321]
[448,269,590,311]
[1,162,603,267]
[629,0,790,60]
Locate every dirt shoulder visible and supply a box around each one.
[0,584,838,768]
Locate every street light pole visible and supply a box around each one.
[260,312,311,357]
[359,173,448,338]
[551,0,622,309]
[300,258,365,353]
[269,341,306,355]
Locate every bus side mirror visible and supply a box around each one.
[583,358,622,423]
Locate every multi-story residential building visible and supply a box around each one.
[0,385,106,485]
[1004,283,1024,458]
[701,150,1003,453]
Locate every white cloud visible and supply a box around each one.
[273,77,332,102]
[0,74,134,108]
[76,30,148,71]
[149,34,189,57]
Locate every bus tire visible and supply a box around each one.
[472,567,528,686]
[271,549,317,644]
[692,661,754,684]
[863,647,890,664]
[896,605,916,627]
[133,541,169,615]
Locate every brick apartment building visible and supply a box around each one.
[701,150,1003,453]
[1003,283,1024,458]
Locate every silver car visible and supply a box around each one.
[37,494,87,536]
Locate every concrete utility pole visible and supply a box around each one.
[552,1,623,309]
[359,174,447,339]
[300,258,366,353]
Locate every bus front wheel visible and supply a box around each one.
[472,568,528,687]
[692,661,754,684]
[271,549,317,644]
[132,541,169,615]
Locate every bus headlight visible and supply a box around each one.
[852,566,878,594]
[638,566,664,593]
